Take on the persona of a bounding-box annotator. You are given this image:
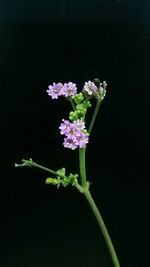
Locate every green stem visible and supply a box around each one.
[88,100,102,134]
[15,159,61,177]
[79,148,87,187]
[83,189,120,267]
[78,149,120,267]
[69,98,76,110]
[30,161,58,175]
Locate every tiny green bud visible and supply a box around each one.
[69,111,78,120]
[67,173,79,185]
[84,100,92,108]
[76,108,86,118]
[45,177,60,187]
[72,93,84,104]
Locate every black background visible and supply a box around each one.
[0,1,150,267]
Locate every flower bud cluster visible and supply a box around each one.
[69,93,91,121]
[45,168,78,188]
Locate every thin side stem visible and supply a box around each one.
[30,161,58,175]
[15,159,60,177]
[88,100,102,134]
[83,189,120,267]
[69,98,76,110]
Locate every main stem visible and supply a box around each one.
[84,190,120,267]
[79,148,87,187]
[79,148,120,267]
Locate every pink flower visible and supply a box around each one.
[63,137,78,150]
[83,80,107,100]
[62,82,77,97]
[59,119,89,150]
[47,82,77,99]
[83,81,98,96]
[47,82,63,99]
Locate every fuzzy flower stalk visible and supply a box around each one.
[15,79,121,267]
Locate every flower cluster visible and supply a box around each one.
[83,80,106,100]
[47,82,77,99]
[83,81,98,96]
[47,79,107,150]
[59,119,89,150]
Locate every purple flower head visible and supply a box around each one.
[59,119,89,150]
[73,120,85,131]
[74,132,89,148]
[62,82,77,97]
[47,82,77,99]
[83,81,98,96]
[63,137,78,150]
[59,119,71,135]
[47,82,63,99]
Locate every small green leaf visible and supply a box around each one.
[56,168,66,177]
